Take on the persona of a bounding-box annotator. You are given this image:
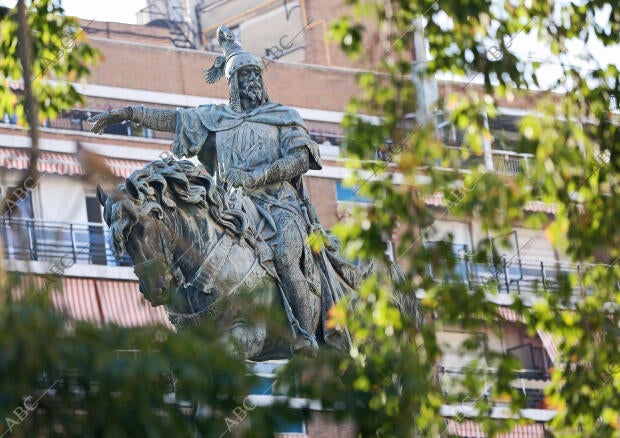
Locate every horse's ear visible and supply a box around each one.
[96,185,108,206]
[125,178,140,199]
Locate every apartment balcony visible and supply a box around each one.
[442,145,532,176]
[3,110,533,175]
[2,109,345,148]
[438,365,549,410]
[426,251,608,295]
[1,218,131,267]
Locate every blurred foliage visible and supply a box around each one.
[0,277,259,437]
[307,0,618,436]
[0,0,99,124]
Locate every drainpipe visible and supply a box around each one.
[411,17,438,126]
[482,111,494,171]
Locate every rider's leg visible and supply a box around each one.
[273,214,320,343]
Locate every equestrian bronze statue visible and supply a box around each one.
[91,26,362,360]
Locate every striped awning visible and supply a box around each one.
[275,435,309,438]
[11,275,64,309]
[446,419,545,437]
[0,147,149,178]
[497,306,524,323]
[536,329,560,364]
[10,275,172,329]
[523,201,557,215]
[62,277,104,324]
[11,276,102,323]
[496,306,560,365]
[95,280,172,328]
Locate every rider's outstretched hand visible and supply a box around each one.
[88,107,132,134]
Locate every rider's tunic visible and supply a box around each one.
[171,102,321,244]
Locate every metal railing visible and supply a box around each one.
[506,343,550,375]
[3,111,536,175]
[438,366,549,409]
[491,149,531,175]
[39,110,176,141]
[2,109,345,147]
[1,218,132,267]
[426,251,606,295]
[442,146,532,176]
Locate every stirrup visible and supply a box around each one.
[292,335,319,358]
[290,321,319,357]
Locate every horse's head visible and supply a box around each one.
[97,182,181,306]
[97,158,254,308]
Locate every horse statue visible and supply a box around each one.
[97,157,357,360]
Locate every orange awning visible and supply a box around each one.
[536,329,560,364]
[0,147,149,178]
[62,277,103,324]
[10,275,172,329]
[496,305,560,365]
[95,280,172,328]
[446,419,545,437]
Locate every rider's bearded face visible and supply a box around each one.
[237,66,263,103]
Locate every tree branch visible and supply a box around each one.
[0,0,40,216]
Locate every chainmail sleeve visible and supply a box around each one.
[281,125,322,170]
[254,149,310,186]
[129,106,177,132]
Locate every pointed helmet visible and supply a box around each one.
[203,26,262,84]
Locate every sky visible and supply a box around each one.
[0,0,147,24]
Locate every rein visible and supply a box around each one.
[167,299,223,328]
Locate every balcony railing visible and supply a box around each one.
[442,146,532,176]
[491,150,531,175]
[2,110,345,147]
[1,218,132,267]
[427,251,606,295]
[438,366,549,409]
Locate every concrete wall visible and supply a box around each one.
[84,36,361,113]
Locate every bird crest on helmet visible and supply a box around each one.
[203,26,262,84]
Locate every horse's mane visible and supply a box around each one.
[104,157,254,255]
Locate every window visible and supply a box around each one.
[335,181,370,204]
[424,241,469,282]
[1,187,36,260]
[336,180,394,262]
[84,194,131,267]
[85,195,107,265]
[2,112,18,125]
[103,121,131,136]
[247,361,306,435]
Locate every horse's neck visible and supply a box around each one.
[180,210,218,254]
[178,212,257,294]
